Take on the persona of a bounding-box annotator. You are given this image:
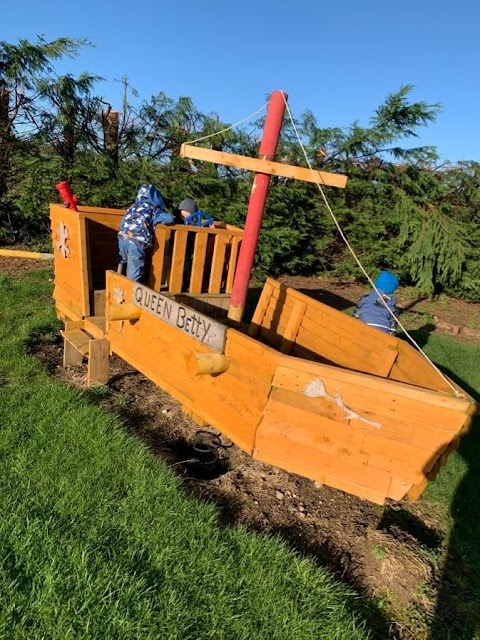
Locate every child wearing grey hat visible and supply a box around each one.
[177,198,214,227]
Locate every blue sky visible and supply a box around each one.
[3,0,479,163]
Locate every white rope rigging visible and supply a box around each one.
[185,92,462,397]
[186,102,268,146]
[279,93,461,396]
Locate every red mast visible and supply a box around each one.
[227,90,288,322]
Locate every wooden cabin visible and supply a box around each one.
[50,202,478,505]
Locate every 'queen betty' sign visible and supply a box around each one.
[132,283,226,353]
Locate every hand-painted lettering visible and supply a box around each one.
[131,283,225,352]
[134,286,143,304]
[164,301,172,320]
[202,319,211,342]
[177,306,186,328]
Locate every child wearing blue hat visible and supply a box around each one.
[353,271,400,334]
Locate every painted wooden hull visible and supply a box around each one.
[50,204,479,505]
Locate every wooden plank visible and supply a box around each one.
[63,337,84,366]
[93,290,106,316]
[180,144,348,189]
[303,305,397,353]
[77,205,125,216]
[249,281,275,336]
[132,283,227,353]
[267,277,395,350]
[263,296,294,332]
[387,478,412,501]
[165,224,243,238]
[295,323,398,378]
[268,384,461,450]
[291,344,334,365]
[267,292,294,314]
[391,341,453,393]
[271,364,474,431]
[182,406,209,427]
[149,227,171,290]
[55,300,82,323]
[280,300,307,354]
[263,390,431,483]
[260,281,399,378]
[87,338,110,386]
[106,298,260,452]
[81,212,122,230]
[51,206,89,318]
[208,234,228,293]
[259,326,283,348]
[83,316,107,340]
[65,320,84,332]
[225,236,240,293]
[168,229,188,293]
[273,356,476,410]
[405,478,429,503]
[78,214,91,317]
[62,328,91,355]
[189,233,208,293]
[254,425,392,504]
[174,293,230,319]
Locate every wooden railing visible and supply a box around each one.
[148,224,243,295]
[249,278,454,392]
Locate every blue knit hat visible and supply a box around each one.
[374,271,399,294]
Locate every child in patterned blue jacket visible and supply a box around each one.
[354,271,400,335]
[118,185,174,281]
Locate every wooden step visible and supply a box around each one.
[62,324,109,386]
[62,328,91,362]
[84,315,107,339]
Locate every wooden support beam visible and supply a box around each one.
[279,300,307,354]
[189,233,208,294]
[187,352,230,376]
[208,235,228,293]
[180,143,347,189]
[87,338,110,386]
[62,327,90,366]
[107,303,141,321]
[169,229,188,294]
[248,281,275,336]
[0,249,53,260]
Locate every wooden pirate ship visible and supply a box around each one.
[50,92,478,505]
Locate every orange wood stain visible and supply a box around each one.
[51,204,478,505]
[190,233,209,293]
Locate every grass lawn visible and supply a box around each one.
[409,330,480,639]
[1,267,479,639]
[0,269,373,639]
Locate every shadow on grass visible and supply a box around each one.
[429,384,480,639]
[406,329,480,638]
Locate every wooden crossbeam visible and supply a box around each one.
[180,144,347,189]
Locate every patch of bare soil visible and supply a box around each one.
[5,258,480,638]
[0,255,52,276]
[33,342,440,639]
